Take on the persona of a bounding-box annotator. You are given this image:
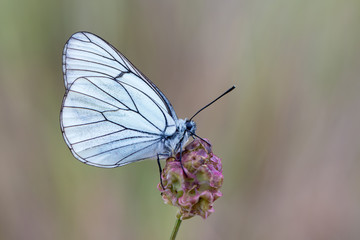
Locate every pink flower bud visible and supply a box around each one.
[157,138,223,219]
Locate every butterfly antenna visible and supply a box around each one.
[190,86,235,121]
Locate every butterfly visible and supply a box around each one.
[60,31,234,169]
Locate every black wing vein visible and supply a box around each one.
[84,138,159,160]
[116,140,160,164]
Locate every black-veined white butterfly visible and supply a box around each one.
[60,31,234,170]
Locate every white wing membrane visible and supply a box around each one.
[64,121,124,144]
[61,32,178,167]
[63,33,128,87]
[70,77,133,110]
[84,139,162,167]
[63,32,172,115]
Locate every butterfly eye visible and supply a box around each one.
[185,121,196,133]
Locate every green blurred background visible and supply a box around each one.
[1,0,360,239]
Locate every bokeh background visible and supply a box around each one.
[1,0,360,239]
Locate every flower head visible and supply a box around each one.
[157,138,223,220]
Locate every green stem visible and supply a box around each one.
[169,217,182,240]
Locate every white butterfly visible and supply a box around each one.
[60,32,197,168]
[60,32,234,169]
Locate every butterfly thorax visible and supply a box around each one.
[163,119,196,156]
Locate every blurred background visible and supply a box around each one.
[1,0,360,239]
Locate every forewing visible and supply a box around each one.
[63,31,177,119]
[60,76,176,167]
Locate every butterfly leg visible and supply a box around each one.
[157,154,165,189]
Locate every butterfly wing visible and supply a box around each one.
[61,32,177,167]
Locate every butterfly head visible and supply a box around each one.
[185,119,196,136]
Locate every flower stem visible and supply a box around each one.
[169,216,182,240]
